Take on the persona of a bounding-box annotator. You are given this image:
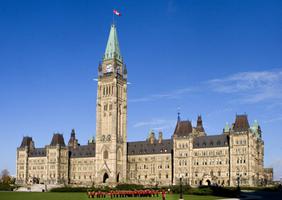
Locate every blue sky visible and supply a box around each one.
[0,0,281,179]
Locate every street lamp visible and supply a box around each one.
[237,173,242,191]
[179,174,184,200]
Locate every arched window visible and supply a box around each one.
[103,150,108,159]
[117,149,122,161]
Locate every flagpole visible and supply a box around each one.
[112,9,115,25]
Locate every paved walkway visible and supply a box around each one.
[16,184,62,192]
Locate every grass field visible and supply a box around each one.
[0,192,222,200]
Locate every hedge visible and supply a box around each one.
[0,183,16,191]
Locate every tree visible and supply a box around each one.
[0,169,11,184]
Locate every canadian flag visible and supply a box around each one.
[113,9,121,16]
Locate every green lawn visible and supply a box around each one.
[0,192,223,200]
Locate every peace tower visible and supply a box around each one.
[95,24,127,184]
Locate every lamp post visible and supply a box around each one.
[179,174,184,200]
[237,173,242,191]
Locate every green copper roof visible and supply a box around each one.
[224,123,230,132]
[88,136,95,144]
[251,120,261,138]
[104,24,122,61]
[253,120,259,128]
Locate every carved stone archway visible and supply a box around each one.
[116,173,120,183]
[103,173,109,183]
[202,174,213,186]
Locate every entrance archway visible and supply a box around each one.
[117,173,120,183]
[103,173,109,183]
[206,179,211,186]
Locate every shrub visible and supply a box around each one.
[0,183,16,191]
[168,185,238,197]
[115,184,144,190]
[50,187,89,192]
[210,186,239,197]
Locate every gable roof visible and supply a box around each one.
[233,114,250,132]
[193,135,229,149]
[173,120,193,137]
[50,133,66,147]
[127,139,172,155]
[20,136,33,148]
[69,143,96,158]
[29,148,46,157]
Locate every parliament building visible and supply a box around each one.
[16,24,272,187]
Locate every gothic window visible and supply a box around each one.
[103,150,108,159]
[208,170,213,176]
[104,104,107,111]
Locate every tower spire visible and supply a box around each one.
[104,24,122,62]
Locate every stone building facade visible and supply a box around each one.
[16,24,272,187]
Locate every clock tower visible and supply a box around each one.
[95,24,127,184]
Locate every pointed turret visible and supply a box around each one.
[224,122,230,133]
[103,24,122,62]
[68,129,79,149]
[251,120,262,138]
[196,115,205,132]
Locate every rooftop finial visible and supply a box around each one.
[177,106,181,122]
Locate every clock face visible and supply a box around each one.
[106,64,113,73]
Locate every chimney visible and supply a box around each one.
[158,131,163,143]
[148,130,155,144]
